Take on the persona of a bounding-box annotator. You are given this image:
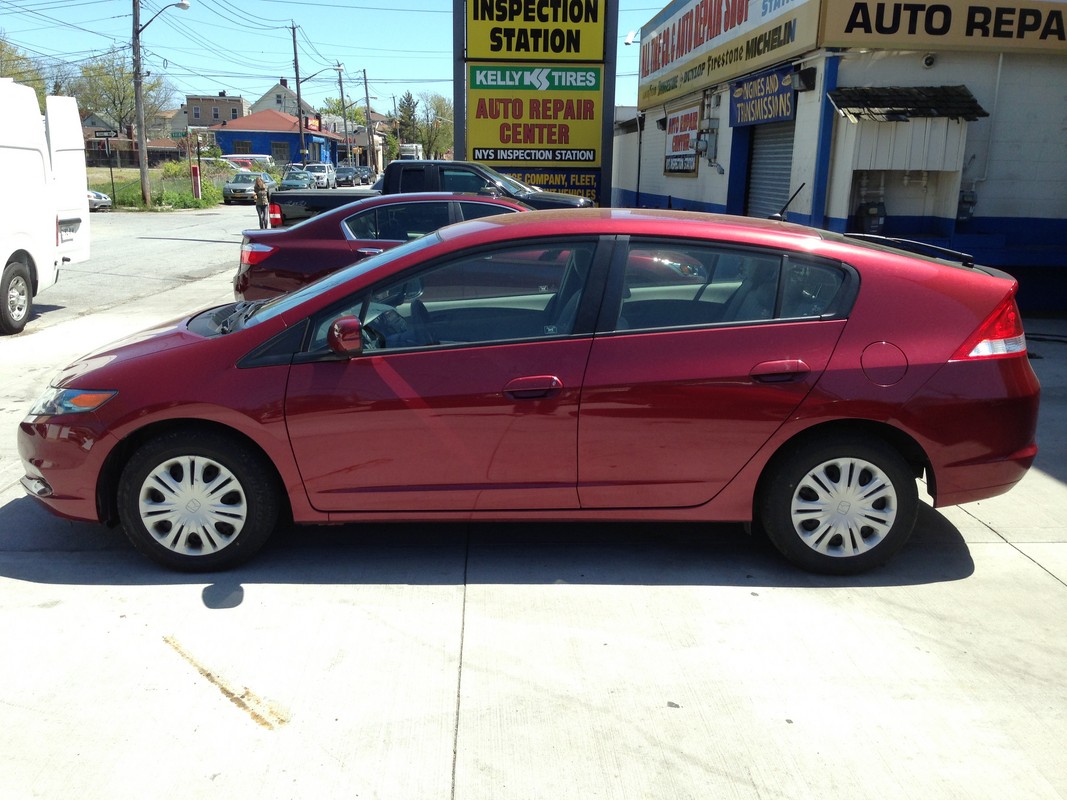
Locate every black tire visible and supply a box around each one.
[116,430,280,571]
[756,435,918,575]
[1,260,32,335]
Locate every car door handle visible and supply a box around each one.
[503,375,563,399]
[750,359,810,383]
[356,247,385,256]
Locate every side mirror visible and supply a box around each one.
[326,315,364,358]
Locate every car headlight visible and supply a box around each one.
[29,387,117,416]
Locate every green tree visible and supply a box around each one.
[396,92,419,143]
[418,93,454,160]
[319,96,365,127]
[0,35,45,107]
[384,131,400,163]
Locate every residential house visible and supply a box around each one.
[210,108,341,165]
[182,91,250,130]
[251,78,315,118]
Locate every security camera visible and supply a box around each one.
[922,53,936,69]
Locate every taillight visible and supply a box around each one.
[268,203,282,228]
[950,295,1027,360]
[240,242,276,267]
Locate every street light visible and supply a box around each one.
[333,64,350,166]
[362,69,377,175]
[133,0,190,207]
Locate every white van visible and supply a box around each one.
[0,78,90,334]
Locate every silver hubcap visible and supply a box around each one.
[7,275,28,322]
[138,455,247,556]
[790,456,897,558]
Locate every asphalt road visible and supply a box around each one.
[1,208,1065,799]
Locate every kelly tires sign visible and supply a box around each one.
[468,64,604,167]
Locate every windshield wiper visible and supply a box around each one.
[217,300,265,334]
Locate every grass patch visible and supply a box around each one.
[87,164,238,210]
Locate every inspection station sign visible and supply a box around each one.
[463,0,609,202]
[467,0,607,60]
[468,64,603,166]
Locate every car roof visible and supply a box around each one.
[434,207,832,249]
[310,192,531,217]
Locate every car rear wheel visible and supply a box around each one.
[757,435,918,574]
[117,430,280,571]
[2,260,32,335]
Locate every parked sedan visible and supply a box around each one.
[87,190,112,211]
[223,172,276,204]
[18,210,1040,574]
[235,193,532,300]
[276,169,315,191]
[335,166,359,186]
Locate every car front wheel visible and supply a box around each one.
[1,260,32,335]
[757,435,918,574]
[117,430,280,571]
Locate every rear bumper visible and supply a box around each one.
[902,354,1040,507]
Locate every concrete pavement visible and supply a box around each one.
[0,215,1064,799]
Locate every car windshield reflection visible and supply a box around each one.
[246,232,445,327]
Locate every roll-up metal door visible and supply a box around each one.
[745,121,796,219]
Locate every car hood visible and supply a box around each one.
[514,190,592,208]
[51,317,206,388]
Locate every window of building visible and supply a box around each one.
[192,106,201,119]
[212,107,220,120]
[231,107,239,120]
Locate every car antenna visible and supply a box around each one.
[769,183,806,220]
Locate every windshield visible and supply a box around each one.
[478,164,538,194]
[306,165,326,173]
[247,232,445,327]
[231,173,255,184]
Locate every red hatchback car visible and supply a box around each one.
[235,192,532,300]
[18,210,1040,574]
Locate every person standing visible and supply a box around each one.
[253,175,270,229]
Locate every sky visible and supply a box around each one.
[1,0,665,116]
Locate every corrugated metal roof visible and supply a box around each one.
[828,85,989,122]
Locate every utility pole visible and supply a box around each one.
[133,0,190,207]
[132,1,148,206]
[292,23,306,162]
[363,69,376,175]
[334,63,349,166]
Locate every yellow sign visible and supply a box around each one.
[467,64,602,166]
[638,0,820,109]
[820,0,1067,53]
[467,0,606,61]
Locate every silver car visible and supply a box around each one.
[303,162,336,189]
[87,190,112,211]
[222,172,276,204]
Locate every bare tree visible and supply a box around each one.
[77,48,174,133]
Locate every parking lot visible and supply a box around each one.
[1,207,1065,799]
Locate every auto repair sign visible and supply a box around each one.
[468,64,603,166]
[664,105,700,174]
[820,0,1066,52]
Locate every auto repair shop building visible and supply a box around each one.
[613,0,1067,312]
